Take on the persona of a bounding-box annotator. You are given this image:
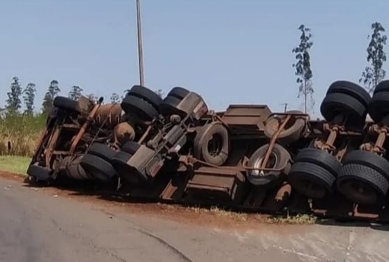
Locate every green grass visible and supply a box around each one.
[0,155,31,175]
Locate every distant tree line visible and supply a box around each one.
[2,77,164,117]
[292,21,387,113]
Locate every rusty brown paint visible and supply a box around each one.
[260,114,291,170]
[69,102,102,155]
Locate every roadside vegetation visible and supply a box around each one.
[0,114,46,156]
[0,155,31,175]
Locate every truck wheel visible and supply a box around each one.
[87,143,117,162]
[26,164,51,182]
[121,95,159,121]
[326,81,371,107]
[293,148,341,177]
[121,141,141,155]
[367,91,389,123]
[336,163,389,205]
[342,150,389,180]
[46,107,58,125]
[193,122,230,166]
[320,93,366,125]
[127,85,163,110]
[53,96,80,114]
[264,110,306,145]
[246,143,291,186]
[64,156,92,180]
[167,87,190,99]
[158,96,183,116]
[111,151,146,183]
[80,154,117,182]
[288,162,336,199]
[373,80,389,94]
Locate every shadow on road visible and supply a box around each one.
[20,177,389,231]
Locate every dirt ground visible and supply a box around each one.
[0,170,313,232]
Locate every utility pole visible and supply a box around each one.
[136,0,145,86]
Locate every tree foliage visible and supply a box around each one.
[41,80,60,115]
[68,85,83,100]
[110,93,120,103]
[87,93,98,103]
[359,22,387,93]
[292,24,314,114]
[155,89,164,98]
[122,89,130,99]
[6,77,23,114]
[23,83,37,115]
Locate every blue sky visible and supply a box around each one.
[1,0,388,116]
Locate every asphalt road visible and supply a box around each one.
[0,177,389,262]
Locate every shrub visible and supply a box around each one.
[0,113,46,156]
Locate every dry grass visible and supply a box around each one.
[154,203,248,221]
[188,206,248,221]
[0,155,31,175]
[265,214,317,224]
[0,114,46,156]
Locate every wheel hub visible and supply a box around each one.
[339,179,378,205]
[293,178,326,199]
[251,152,277,177]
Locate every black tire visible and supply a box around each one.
[127,85,163,110]
[294,148,341,177]
[373,80,389,94]
[87,143,117,162]
[367,91,389,123]
[193,122,230,166]
[111,151,145,183]
[159,95,184,116]
[53,96,80,113]
[111,151,132,175]
[167,87,190,100]
[336,163,389,204]
[342,150,389,181]
[320,93,366,124]
[64,156,92,180]
[26,164,51,181]
[246,143,291,186]
[46,107,58,125]
[121,95,159,121]
[288,162,336,199]
[121,141,141,155]
[80,154,117,182]
[264,110,307,145]
[326,81,371,107]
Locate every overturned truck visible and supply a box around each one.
[26,80,389,222]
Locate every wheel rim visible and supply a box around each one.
[291,177,326,199]
[338,179,378,204]
[251,152,278,177]
[207,134,223,156]
[271,117,295,133]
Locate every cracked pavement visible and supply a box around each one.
[0,177,388,262]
